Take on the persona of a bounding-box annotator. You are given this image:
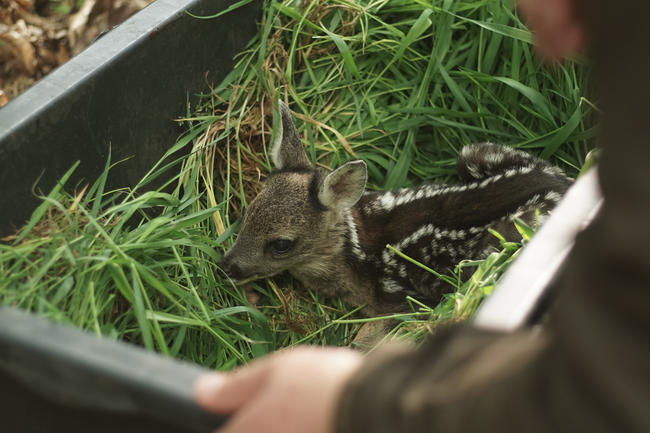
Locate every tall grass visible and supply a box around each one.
[0,0,594,367]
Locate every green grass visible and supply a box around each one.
[0,0,595,367]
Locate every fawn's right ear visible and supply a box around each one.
[270,100,311,170]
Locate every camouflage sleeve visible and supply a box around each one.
[336,326,556,433]
[336,1,650,431]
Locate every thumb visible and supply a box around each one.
[194,361,270,414]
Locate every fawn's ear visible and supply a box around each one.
[318,160,367,210]
[270,100,311,170]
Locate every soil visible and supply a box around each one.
[0,0,154,107]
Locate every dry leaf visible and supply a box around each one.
[14,0,34,10]
[68,0,96,48]
[0,29,36,75]
[0,90,9,107]
[55,42,69,64]
[245,286,262,308]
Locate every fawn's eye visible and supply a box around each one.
[269,238,294,255]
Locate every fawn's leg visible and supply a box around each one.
[351,320,398,352]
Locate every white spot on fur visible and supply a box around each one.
[345,210,367,261]
[543,166,564,177]
[504,166,535,178]
[382,249,397,267]
[469,226,485,235]
[396,224,435,250]
[478,246,495,258]
[485,151,504,166]
[467,164,482,179]
[377,191,396,211]
[526,194,541,206]
[544,191,562,202]
[381,278,404,293]
[449,229,466,240]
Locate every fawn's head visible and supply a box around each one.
[218,101,367,284]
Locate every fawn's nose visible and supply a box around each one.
[218,256,243,281]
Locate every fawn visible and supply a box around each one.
[218,101,572,318]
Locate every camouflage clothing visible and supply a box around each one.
[336,1,650,432]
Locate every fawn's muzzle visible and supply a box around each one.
[217,256,243,281]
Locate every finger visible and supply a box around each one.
[215,396,289,433]
[535,18,584,62]
[518,0,585,61]
[194,359,271,414]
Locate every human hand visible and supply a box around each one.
[518,0,586,61]
[194,346,363,433]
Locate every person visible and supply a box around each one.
[194,0,650,432]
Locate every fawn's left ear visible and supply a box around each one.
[271,100,311,170]
[318,160,367,210]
